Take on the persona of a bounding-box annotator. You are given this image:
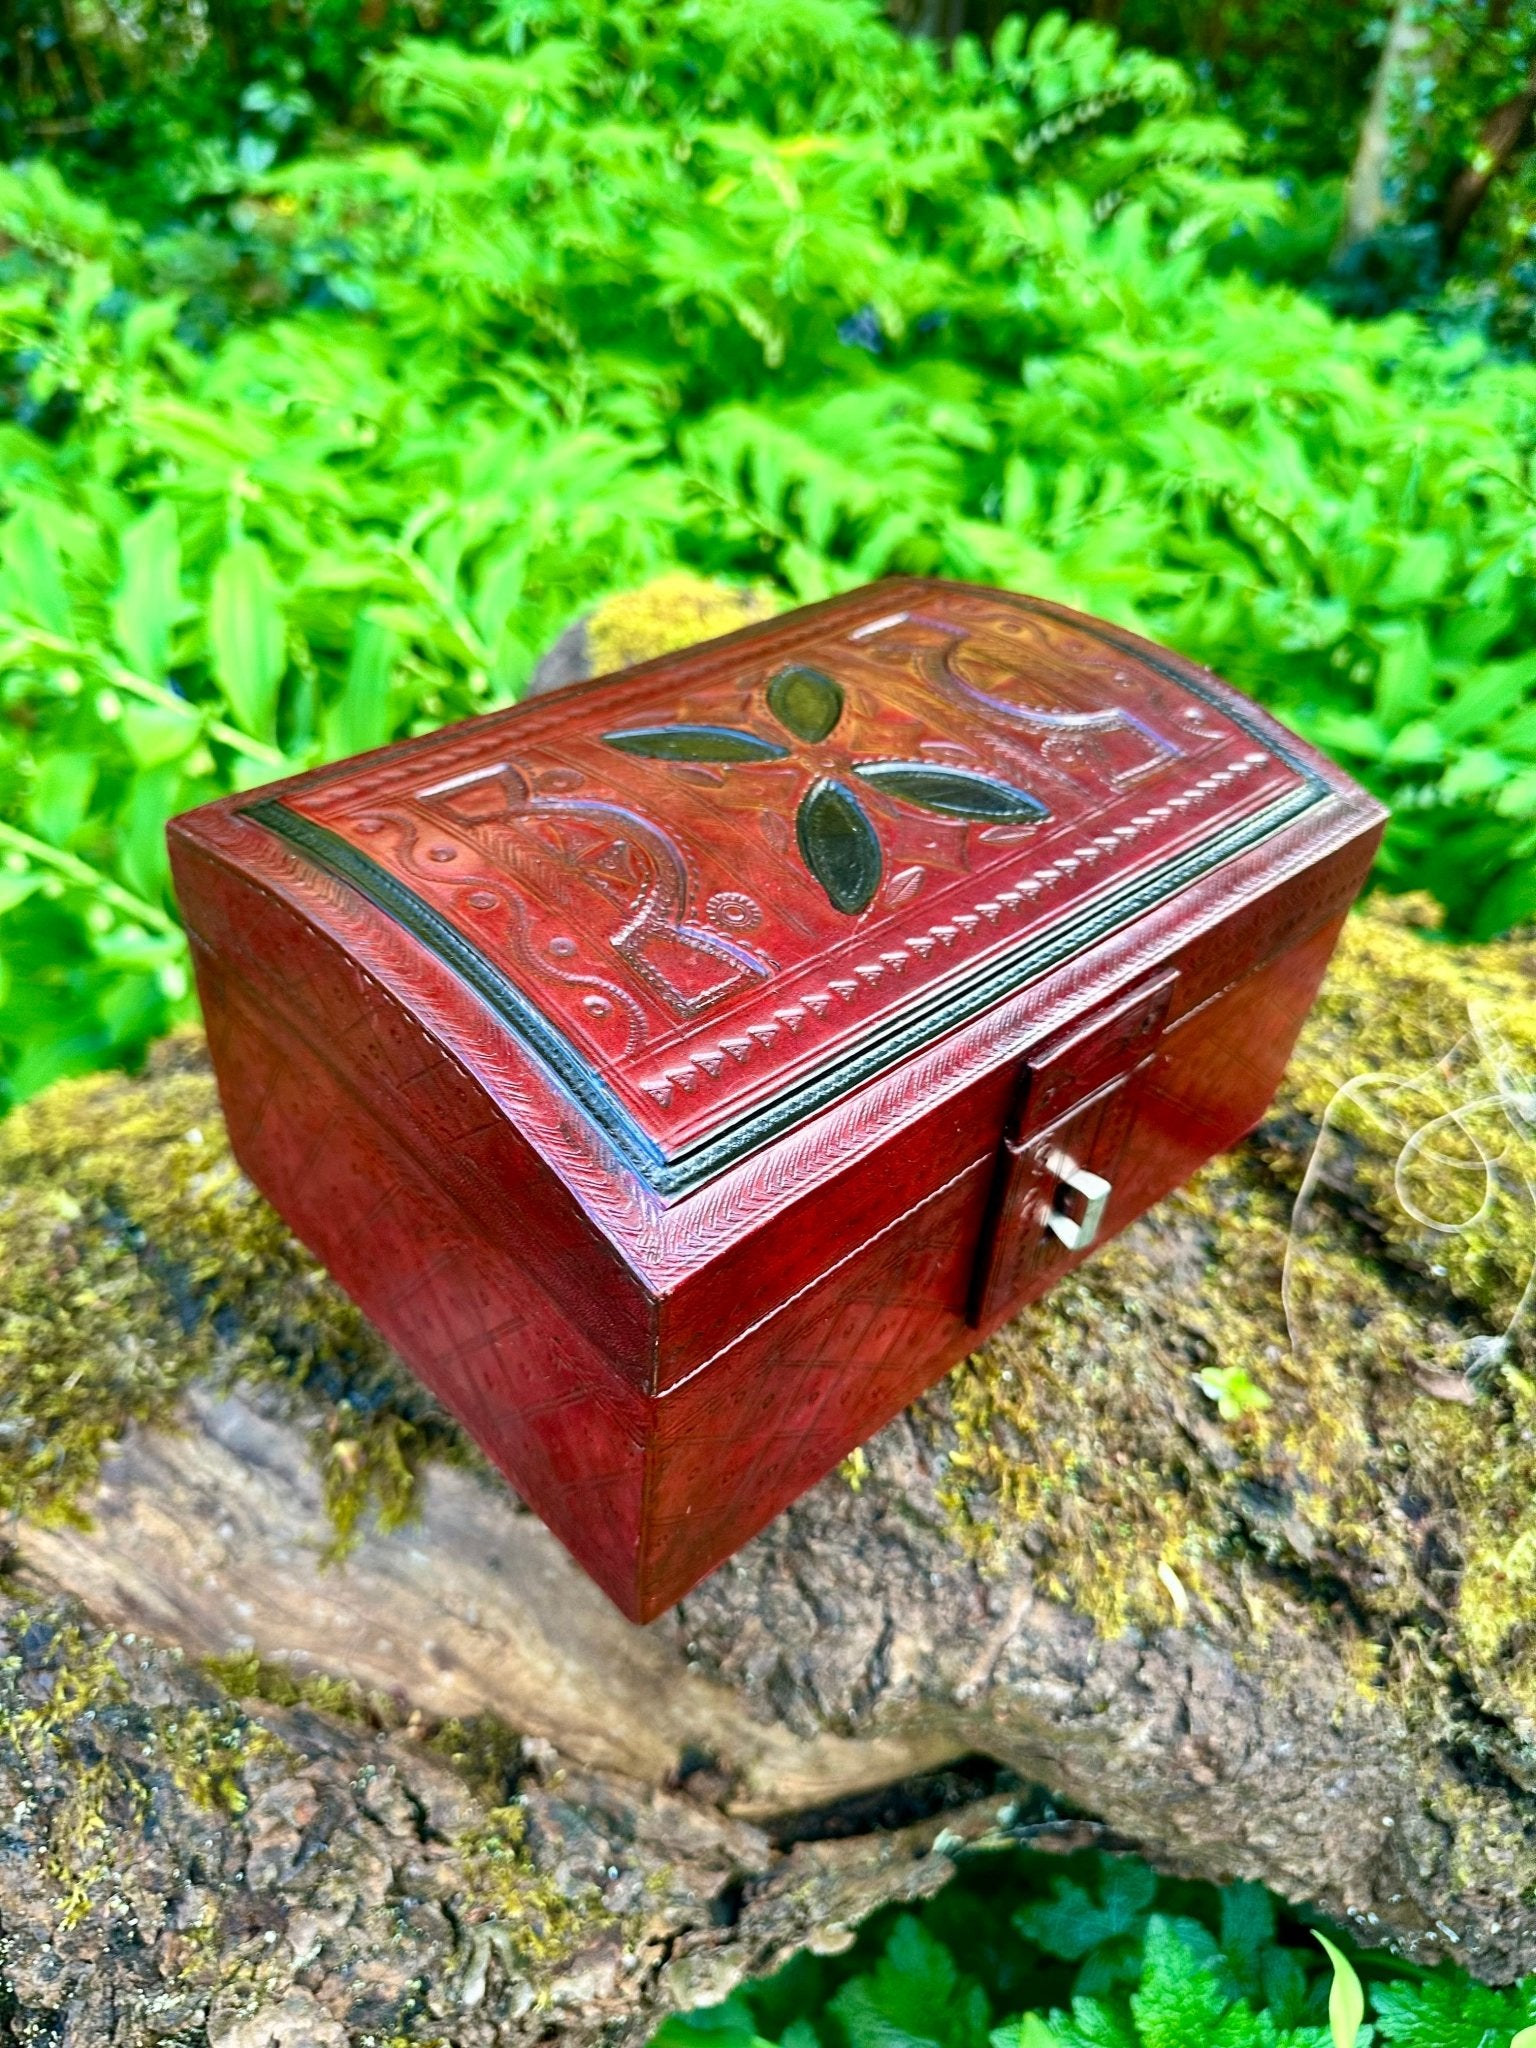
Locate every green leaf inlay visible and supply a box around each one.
[767,666,844,745]
[854,760,1050,823]
[796,778,882,914]
[603,724,788,763]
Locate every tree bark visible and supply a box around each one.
[1441,54,1536,258]
[1336,0,1442,258]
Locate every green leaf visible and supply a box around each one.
[1383,720,1443,768]
[796,777,882,913]
[1437,654,1536,743]
[115,762,179,906]
[26,752,96,848]
[1473,855,1536,939]
[1215,1876,1282,2008]
[112,501,183,681]
[0,873,44,915]
[324,610,400,759]
[2,502,71,636]
[208,538,287,741]
[648,1998,772,2048]
[1129,1919,1228,2048]
[990,2021,1063,2048]
[1497,769,1536,819]
[1307,712,1389,761]
[1373,623,1435,728]
[767,664,843,742]
[121,699,202,770]
[1017,1858,1157,1962]
[1314,1935,1364,2048]
[1372,1974,1532,2047]
[1375,533,1453,609]
[830,1914,986,2048]
[1440,749,1510,803]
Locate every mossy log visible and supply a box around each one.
[1,898,1534,2043]
[4,577,1536,2040]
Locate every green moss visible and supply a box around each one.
[454,1802,605,1965]
[203,1646,406,1727]
[423,1713,525,1806]
[3,1604,295,1929]
[0,1034,470,1541]
[207,1647,526,1807]
[944,894,1536,1786]
[149,1701,291,1818]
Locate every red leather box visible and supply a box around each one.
[169,579,1385,1620]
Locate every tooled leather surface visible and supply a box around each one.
[276,586,1308,1156]
[168,578,1386,1614]
[202,913,1350,1621]
[177,794,1382,1314]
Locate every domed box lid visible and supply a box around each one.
[242,579,1324,1194]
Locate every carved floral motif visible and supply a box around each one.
[603,664,1050,914]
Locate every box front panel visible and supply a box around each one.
[637,911,1351,1616]
[655,826,1378,1384]
[640,1154,995,1617]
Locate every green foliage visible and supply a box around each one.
[4,0,1536,1099]
[1194,1365,1273,1421]
[2,1,486,236]
[650,1849,1536,2048]
[1030,0,1386,187]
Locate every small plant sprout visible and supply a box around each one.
[1194,1364,1273,1421]
[1314,1933,1366,2048]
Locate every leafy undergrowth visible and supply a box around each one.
[654,1847,1536,2048]
[6,2,1536,1102]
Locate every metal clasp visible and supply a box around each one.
[1045,1153,1112,1251]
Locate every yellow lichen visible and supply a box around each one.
[585,571,778,675]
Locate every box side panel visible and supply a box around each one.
[200,962,653,1615]
[635,909,1350,1618]
[171,826,655,1383]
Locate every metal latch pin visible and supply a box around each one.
[1045,1155,1113,1251]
